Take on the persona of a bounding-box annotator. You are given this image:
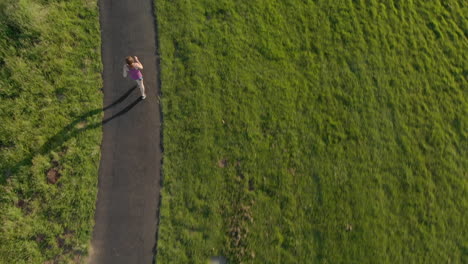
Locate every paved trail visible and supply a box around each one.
[90,0,162,263]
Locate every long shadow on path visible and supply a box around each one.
[2,86,141,183]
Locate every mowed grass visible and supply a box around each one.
[155,0,467,263]
[0,0,102,263]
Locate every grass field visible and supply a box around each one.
[0,0,102,263]
[155,0,467,263]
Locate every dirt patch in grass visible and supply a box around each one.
[46,161,62,185]
[35,234,46,244]
[46,169,60,184]
[217,159,227,168]
[75,121,88,129]
[15,199,33,215]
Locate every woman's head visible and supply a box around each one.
[125,56,134,66]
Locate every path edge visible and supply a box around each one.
[151,0,165,263]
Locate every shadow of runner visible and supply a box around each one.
[1,86,141,183]
[103,97,142,125]
[103,85,137,111]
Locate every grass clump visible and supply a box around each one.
[0,0,102,263]
[155,0,467,263]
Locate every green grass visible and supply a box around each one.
[155,0,467,263]
[0,0,102,263]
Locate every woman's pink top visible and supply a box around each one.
[128,66,143,80]
[123,64,143,80]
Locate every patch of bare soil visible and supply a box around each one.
[46,168,61,184]
[35,234,46,244]
[218,159,227,168]
[46,161,62,184]
[16,199,32,214]
[76,121,88,129]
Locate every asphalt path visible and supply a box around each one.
[89,0,162,263]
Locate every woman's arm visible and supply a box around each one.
[134,56,144,69]
[123,64,128,77]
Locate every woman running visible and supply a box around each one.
[123,56,146,99]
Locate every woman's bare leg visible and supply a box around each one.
[136,79,146,98]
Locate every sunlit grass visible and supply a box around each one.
[0,0,102,263]
[155,0,467,263]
